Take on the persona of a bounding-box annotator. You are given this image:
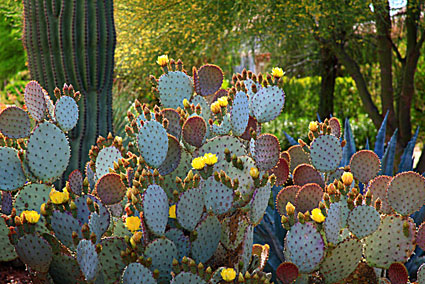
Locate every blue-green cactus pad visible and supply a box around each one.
[122,263,157,284]
[143,184,169,235]
[112,217,132,238]
[162,108,182,140]
[98,237,127,284]
[44,91,55,120]
[96,146,123,178]
[286,222,325,273]
[0,147,26,191]
[55,95,79,131]
[158,135,182,176]
[251,85,285,123]
[324,202,348,244]
[15,233,52,273]
[51,210,82,249]
[14,183,51,214]
[137,120,169,168]
[177,187,204,231]
[158,71,194,109]
[171,272,207,284]
[162,149,192,199]
[253,134,280,171]
[231,91,250,136]
[165,228,190,261]
[26,121,70,181]
[326,168,345,185]
[75,195,110,234]
[191,215,221,263]
[249,185,271,225]
[0,106,31,138]
[191,95,212,121]
[77,239,100,282]
[24,81,47,121]
[221,213,250,250]
[347,205,380,239]
[49,253,84,284]
[89,212,108,243]
[418,263,425,284]
[1,191,13,214]
[239,225,254,273]
[310,134,342,172]
[244,79,262,116]
[145,238,178,283]
[202,176,234,215]
[220,155,256,197]
[86,162,96,190]
[212,113,231,135]
[0,218,17,261]
[197,135,245,162]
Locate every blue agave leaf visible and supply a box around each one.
[374,111,389,159]
[316,113,322,123]
[398,127,419,173]
[340,118,356,166]
[380,129,398,176]
[283,131,297,146]
[365,138,370,150]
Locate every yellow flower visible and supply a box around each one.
[203,153,218,166]
[49,188,70,204]
[156,55,169,66]
[217,97,228,107]
[210,102,221,114]
[183,99,190,108]
[309,121,318,132]
[221,268,236,282]
[20,210,41,224]
[311,208,326,223]
[125,216,141,232]
[250,167,260,179]
[286,202,295,216]
[192,157,206,170]
[169,205,177,219]
[341,172,354,186]
[271,67,284,78]
[40,203,47,216]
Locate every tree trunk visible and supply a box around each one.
[318,47,337,119]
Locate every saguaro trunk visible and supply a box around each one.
[318,47,337,119]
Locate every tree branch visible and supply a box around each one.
[391,39,405,63]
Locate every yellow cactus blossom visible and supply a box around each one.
[221,268,236,282]
[210,102,221,114]
[156,55,169,66]
[203,153,218,166]
[311,208,326,223]
[217,96,228,107]
[271,67,284,78]
[309,121,318,132]
[192,157,206,170]
[183,99,190,108]
[250,167,260,179]
[20,210,41,224]
[341,172,354,186]
[125,216,141,232]
[169,204,177,219]
[49,188,70,204]
[286,202,295,215]
[40,203,47,215]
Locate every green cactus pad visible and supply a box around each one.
[1,191,12,214]
[249,185,271,225]
[145,238,178,283]
[171,272,206,284]
[276,262,299,284]
[89,212,109,243]
[387,262,408,284]
[286,222,325,273]
[51,210,82,248]
[86,162,96,190]
[96,146,123,178]
[310,134,342,172]
[69,169,83,195]
[162,108,182,140]
[77,239,100,282]
[326,168,345,184]
[276,185,300,216]
[162,149,192,198]
[387,171,425,216]
[0,106,31,138]
[158,71,193,109]
[349,150,381,183]
[231,91,250,136]
[122,263,157,284]
[367,175,393,214]
[54,95,79,131]
[212,113,231,135]
[0,218,17,261]
[14,183,51,214]
[75,195,110,233]
[328,117,341,138]
[0,147,27,191]
[182,115,206,148]
[16,233,53,273]
[347,205,380,239]
[191,215,221,263]
[158,135,182,176]
[364,215,415,268]
[176,187,204,231]
[240,115,260,140]
[202,176,234,215]
[417,222,425,251]
[219,155,256,197]
[95,173,126,205]
[138,120,169,168]
[287,145,311,173]
[324,202,349,244]
[238,224,254,273]
[191,95,212,120]
[320,238,363,284]
[293,164,325,188]
[198,135,246,161]
[143,184,169,235]
[197,64,223,96]
[253,134,280,171]
[418,263,425,284]
[49,253,84,284]
[221,213,250,250]
[251,85,285,123]
[24,81,46,121]
[269,158,290,186]
[295,183,323,214]
[98,237,127,284]
[27,121,70,181]
[165,228,190,260]
[44,91,55,120]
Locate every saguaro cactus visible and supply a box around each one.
[23,0,116,173]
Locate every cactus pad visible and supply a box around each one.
[162,108,182,140]
[251,85,285,123]
[286,222,325,273]
[75,195,110,233]
[143,184,169,235]
[191,215,221,263]
[0,147,26,191]
[417,222,425,251]
[54,95,79,131]
[249,185,271,225]
[77,239,100,282]
[326,168,345,185]
[1,191,12,214]
[69,169,83,195]
[310,134,342,172]
[145,238,178,283]
[253,134,280,171]
[24,81,46,121]
[220,213,250,250]
[320,238,363,283]
[387,262,408,284]
[14,183,51,214]
[16,233,52,273]
[165,228,190,260]
[49,253,85,284]
[0,218,17,261]
[349,150,381,183]
[44,91,55,120]
[158,71,193,109]
[220,156,256,197]
[287,145,311,173]
[191,95,212,120]
[276,185,300,216]
[0,106,31,138]
[295,183,323,214]
[293,164,325,188]
[98,237,127,284]
[276,262,299,284]
[122,263,157,284]
[239,225,254,273]
[347,205,380,239]
[231,91,250,136]
[203,176,234,215]
[182,115,206,148]
[86,162,96,190]
[197,64,223,96]
[158,135,182,176]
[364,215,415,268]
[328,117,341,138]
[367,175,393,214]
[418,263,425,284]
[198,135,245,161]
[269,157,290,186]
[387,171,425,216]
[176,187,204,231]
[51,210,82,248]
[95,173,126,205]
[96,146,123,178]
[240,115,260,140]
[171,272,206,284]
[211,113,231,135]
[138,120,169,168]
[325,202,349,244]
[26,121,70,181]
